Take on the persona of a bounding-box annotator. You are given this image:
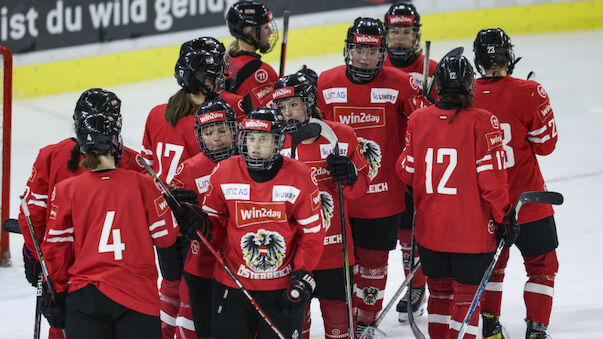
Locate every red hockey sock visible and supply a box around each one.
[353,247,389,324]
[523,250,558,324]
[450,281,480,339]
[481,248,509,316]
[160,279,181,338]
[426,277,453,339]
[48,327,65,339]
[175,279,196,339]
[398,228,426,288]
[320,299,352,339]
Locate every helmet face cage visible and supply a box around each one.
[384,3,422,61]
[435,55,476,96]
[473,28,516,75]
[227,1,279,54]
[345,18,387,82]
[197,121,238,162]
[238,129,285,170]
[272,73,317,134]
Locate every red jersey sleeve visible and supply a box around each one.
[396,121,415,187]
[42,185,74,293]
[525,83,557,156]
[201,164,228,245]
[475,114,510,223]
[291,174,325,273]
[141,110,155,166]
[19,150,51,258]
[140,176,179,248]
[400,75,430,118]
[342,128,370,200]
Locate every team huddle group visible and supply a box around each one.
[16,1,560,339]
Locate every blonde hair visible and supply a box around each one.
[227,39,243,56]
[80,150,111,170]
[165,89,197,127]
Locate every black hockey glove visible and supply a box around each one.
[327,154,357,186]
[173,202,213,242]
[281,270,316,316]
[22,245,41,287]
[497,205,520,248]
[41,286,66,329]
[169,188,199,205]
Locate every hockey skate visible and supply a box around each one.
[357,321,376,339]
[396,285,426,322]
[482,312,510,339]
[525,318,551,339]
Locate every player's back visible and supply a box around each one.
[228,52,278,107]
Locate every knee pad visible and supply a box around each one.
[354,247,389,268]
[524,250,559,281]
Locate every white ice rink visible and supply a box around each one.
[2,29,603,338]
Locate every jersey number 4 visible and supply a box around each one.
[98,211,125,260]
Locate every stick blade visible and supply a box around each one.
[518,191,564,206]
[2,218,21,234]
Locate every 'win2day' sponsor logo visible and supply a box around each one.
[236,202,287,227]
[334,107,386,129]
[486,131,503,151]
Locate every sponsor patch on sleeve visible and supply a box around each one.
[195,175,211,194]
[485,131,504,151]
[537,99,553,122]
[310,190,321,211]
[28,167,37,183]
[490,115,500,129]
[154,196,169,217]
[49,204,58,221]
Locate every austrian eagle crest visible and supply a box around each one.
[240,229,286,272]
[320,191,334,232]
[357,137,382,180]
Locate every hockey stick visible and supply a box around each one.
[359,262,421,339]
[308,118,356,339]
[456,191,564,338]
[422,41,431,95]
[136,157,287,339]
[34,274,43,339]
[2,218,21,233]
[527,71,536,80]
[407,227,425,338]
[279,10,290,77]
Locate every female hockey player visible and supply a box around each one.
[201,108,325,339]
[272,70,370,338]
[225,1,279,108]
[39,88,197,338]
[383,1,438,321]
[169,99,239,339]
[316,17,428,332]
[18,88,144,339]
[473,28,559,339]
[395,54,518,339]
[141,39,242,338]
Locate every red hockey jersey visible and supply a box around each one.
[170,152,218,279]
[383,54,437,90]
[474,77,557,224]
[396,106,510,253]
[227,53,278,108]
[202,156,324,290]
[281,120,369,270]
[317,65,428,218]
[42,168,179,316]
[141,94,243,184]
[19,138,143,259]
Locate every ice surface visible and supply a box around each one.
[2,29,603,338]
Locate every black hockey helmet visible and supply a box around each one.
[194,99,238,162]
[175,50,225,99]
[473,28,518,75]
[297,65,318,87]
[271,72,317,134]
[73,88,123,163]
[384,2,422,62]
[238,108,286,170]
[435,55,475,96]
[226,1,278,54]
[179,36,236,85]
[344,17,387,82]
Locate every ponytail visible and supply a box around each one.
[439,93,473,123]
[165,89,196,127]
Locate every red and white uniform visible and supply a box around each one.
[202,156,324,291]
[227,52,279,108]
[171,153,218,279]
[42,168,179,316]
[19,138,143,259]
[318,65,427,219]
[396,105,509,338]
[474,76,559,325]
[384,54,437,90]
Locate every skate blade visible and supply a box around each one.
[397,304,425,323]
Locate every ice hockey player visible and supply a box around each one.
[225,1,279,108]
[38,88,207,338]
[273,69,370,338]
[383,1,437,321]
[316,17,428,334]
[141,41,242,338]
[201,108,324,338]
[396,54,519,339]
[473,28,559,339]
[18,88,144,339]
[168,99,238,338]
